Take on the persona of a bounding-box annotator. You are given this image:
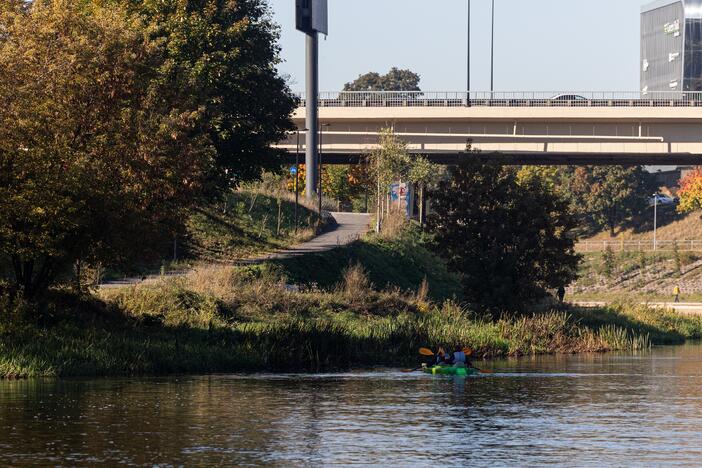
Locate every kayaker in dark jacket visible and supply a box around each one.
[453,346,467,367]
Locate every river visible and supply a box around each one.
[2,345,702,466]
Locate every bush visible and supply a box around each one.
[601,246,616,279]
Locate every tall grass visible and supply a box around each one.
[3,266,692,378]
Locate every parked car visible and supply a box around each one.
[649,194,676,207]
[551,94,588,101]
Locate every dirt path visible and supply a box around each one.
[100,212,371,288]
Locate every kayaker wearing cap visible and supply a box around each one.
[453,346,467,368]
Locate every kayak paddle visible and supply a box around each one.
[419,347,435,356]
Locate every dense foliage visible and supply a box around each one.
[343,68,421,92]
[123,0,297,189]
[0,0,212,297]
[428,161,581,313]
[518,166,656,236]
[678,167,702,214]
[0,0,296,298]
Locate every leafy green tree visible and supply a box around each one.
[367,130,413,232]
[325,166,353,209]
[566,166,655,236]
[427,160,581,313]
[344,68,421,92]
[408,155,440,227]
[0,0,211,298]
[122,0,297,190]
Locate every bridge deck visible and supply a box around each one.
[282,92,702,165]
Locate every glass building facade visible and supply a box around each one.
[641,0,702,95]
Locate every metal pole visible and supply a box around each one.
[490,0,495,93]
[467,0,471,99]
[653,194,658,251]
[295,130,301,233]
[318,123,323,224]
[305,32,319,200]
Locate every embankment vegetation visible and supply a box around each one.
[4,233,702,379]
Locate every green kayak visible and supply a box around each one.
[423,365,480,377]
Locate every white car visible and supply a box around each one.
[649,194,676,206]
[551,94,588,101]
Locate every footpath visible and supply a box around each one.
[575,301,702,316]
[101,212,371,289]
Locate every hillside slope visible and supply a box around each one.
[270,224,464,303]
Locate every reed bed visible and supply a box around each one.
[3,264,693,378]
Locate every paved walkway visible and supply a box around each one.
[574,301,702,316]
[100,212,371,288]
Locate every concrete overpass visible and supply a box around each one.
[278,91,702,165]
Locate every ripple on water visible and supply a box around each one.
[2,345,702,465]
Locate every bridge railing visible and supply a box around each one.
[296,91,702,108]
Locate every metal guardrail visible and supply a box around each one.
[577,240,702,253]
[296,91,702,108]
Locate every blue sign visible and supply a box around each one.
[290,166,298,175]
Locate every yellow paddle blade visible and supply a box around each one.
[419,348,434,356]
[463,348,474,357]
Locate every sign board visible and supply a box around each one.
[390,183,412,217]
[296,0,328,35]
[290,166,298,175]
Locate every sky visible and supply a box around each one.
[267,0,649,93]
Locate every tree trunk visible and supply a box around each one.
[419,183,425,228]
[375,173,381,233]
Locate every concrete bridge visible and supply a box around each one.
[279,91,702,165]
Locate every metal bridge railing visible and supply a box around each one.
[577,240,702,253]
[296,91,702,108]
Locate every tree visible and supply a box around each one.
[0,0,211,298]
[568,166,655,236]
[677,167,702,214]
[344,68,421,92]
[367,130,413,232]
[427,160,581,313]
[408,155,440,227]
[121,0,297,190]
[325,166,353,210]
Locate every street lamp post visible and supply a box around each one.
[653,193,658,251]
[490,0,495,93]
[466,0,471,104]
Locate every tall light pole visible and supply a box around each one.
[466,0,471,100]
[653,193,658,251]
[490,0,495,93]
[297,0,328,201]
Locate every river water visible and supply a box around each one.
[2,345,702,466]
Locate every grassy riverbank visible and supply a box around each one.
[272,222,463,302]
[3,261,702,378]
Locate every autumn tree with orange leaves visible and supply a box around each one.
[678,167,702,214]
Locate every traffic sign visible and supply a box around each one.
[290,166,298,175]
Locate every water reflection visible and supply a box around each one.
[3,345,702,465]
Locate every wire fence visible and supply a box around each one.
[296,91,702,108]
[577,240,702,253]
